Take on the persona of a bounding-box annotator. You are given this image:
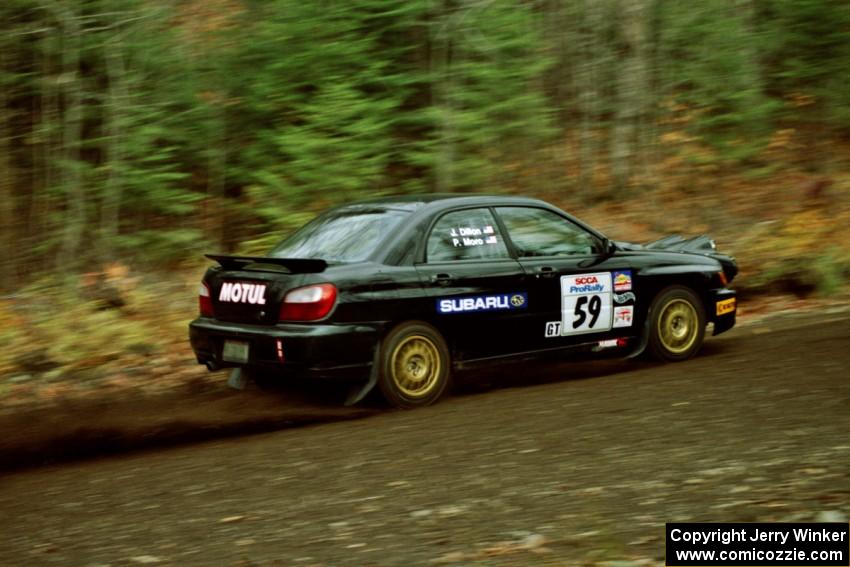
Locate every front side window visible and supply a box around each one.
[496,207,599,257]
[426,208,510,262]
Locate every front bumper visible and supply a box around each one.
[710,288,737,336]
[189,318,381,380]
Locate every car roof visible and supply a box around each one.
[340,193,552,213]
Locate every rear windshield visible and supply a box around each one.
[269,208,410,263]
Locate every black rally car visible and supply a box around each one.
[189,195,737,408]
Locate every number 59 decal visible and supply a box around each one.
[560,272,613,336]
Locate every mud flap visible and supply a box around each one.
[344,339,381,406]
[227,368,248,390]
[626,318,650,359]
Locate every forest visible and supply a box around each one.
[1,0,849,377]
[2,0,849,277]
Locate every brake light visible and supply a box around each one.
[199,282,214,316]
[717,271,729,287]
[278,283,337,321]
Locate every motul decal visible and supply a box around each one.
[219,282,267,305]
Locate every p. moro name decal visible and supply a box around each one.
[219,282,267,305]
[438,293,527,314]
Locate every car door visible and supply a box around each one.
[493,206,638,349]
[414,207,529,360]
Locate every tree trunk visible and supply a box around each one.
[58,5,86,269]
[32,25,56,268]
[0,49,14,288]
[101,37,127,260]
[431,0,455,193]
[576,0,601,199]
[610,0,649,195]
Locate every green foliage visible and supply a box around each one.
[113,229,205,265]
[767,0,850,124]
[212,0,428,236]
[656,1,780,155]
[424,1,556,191]
[809,248,845,296]
[235,184,317,255]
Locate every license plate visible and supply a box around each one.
[716,297,736,316]
[222,340,250,363]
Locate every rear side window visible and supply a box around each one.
[426,208,509,262]
[496,207,599,257]
[270,208,409,263]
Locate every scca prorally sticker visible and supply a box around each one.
[613,305,633,328]
[544,321,561,338]
[560,272,613,336]
[438,292,527,314]
[219,282,267,305]
[613,270,632,292]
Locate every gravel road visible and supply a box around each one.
[1,311,848,566]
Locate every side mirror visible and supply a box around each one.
[600,237,616,257]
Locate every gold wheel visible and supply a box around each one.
[389,334,442,398]
[657,298,699,354]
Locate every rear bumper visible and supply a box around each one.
[710,288,737,336]
[189,318,380,380]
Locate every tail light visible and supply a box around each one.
[717,271,729,287]
[275,339,285,363]
[199,282,214,316]
[278,283,337,321]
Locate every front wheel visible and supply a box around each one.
[377,321,451,409]
[647,286,706,362]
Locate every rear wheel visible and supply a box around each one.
[377,321,451,409]
[647,286,706,361]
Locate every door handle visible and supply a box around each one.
[534,266,556,278]
[430,273,453,285]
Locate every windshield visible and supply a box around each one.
[269,208,410,263]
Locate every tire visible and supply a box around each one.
[377,321,451,409]
[647,286,706,362]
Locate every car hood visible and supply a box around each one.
[615,234,738,283]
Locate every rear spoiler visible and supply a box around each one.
[205,254,327,273]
